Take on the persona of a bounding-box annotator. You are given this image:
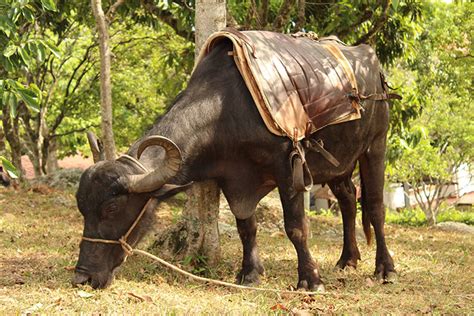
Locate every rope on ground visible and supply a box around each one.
[132,249,327,296]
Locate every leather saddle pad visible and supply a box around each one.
[197,29,381,141]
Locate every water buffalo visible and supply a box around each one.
[73,39,396,290]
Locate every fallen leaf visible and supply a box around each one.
[270,303,288,311]
[14,276,25,285]
[301,295,315,304]
[365,277,375,287]
[292,308,312,316]
[64,266,76,271]
[270,231,285,238]
[127,292,153,303]
[23,303,43,314]
[77,290,94,298]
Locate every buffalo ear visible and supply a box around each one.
[151,183,193,200]
[87,131,105,163]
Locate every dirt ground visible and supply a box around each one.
[0,187,473,314]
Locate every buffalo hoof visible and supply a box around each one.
[297,267,324,291]
[375,264,397,283]
[377,271,397,284]
[297,280,325,293]
[335,257,359,270]
[236,266,265,286]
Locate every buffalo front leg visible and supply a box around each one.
[278,186,324,291]
[235,215,265,285]
[329,176,361,269]
[359,136,396,282]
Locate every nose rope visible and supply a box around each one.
[79,198,327,296]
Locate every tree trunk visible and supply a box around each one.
[43,136,59,174]
[0,122,5,155]
[195,0,226,57]
[182,181,221,264]
[185,0,226,266]
[91,0,116,160]
[403,182,411,209]
[152,0,226,267]
[2,108,24,179]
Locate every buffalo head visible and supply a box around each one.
[72,133,187,289]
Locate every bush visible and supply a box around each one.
[29,168,84,190]
[386,206,474,226]
[437,207,474,225]
[386,207,427,226]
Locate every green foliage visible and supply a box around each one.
[437,207,474,226]
[227,0,423,64]
[386,2,473,222]
[182,254,214,276]
[109,20,193,152]
[0,155,18,178]
[386,207,429,226]
[386,206,474,226]
[0,0,59,114]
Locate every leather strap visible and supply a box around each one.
[304,139,340,167]
[359,92,402,101]
[290,144,313,192]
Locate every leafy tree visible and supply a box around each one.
[386,2,473,225]
[0,0,60,176]
[227,0,423,64]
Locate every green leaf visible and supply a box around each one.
[15,87,40,112]
[22,7,35,22]
[0,156,19,179]
[4,92,18,119]
[0,16,16,37]
[10,97,18,118]
[40,0,57,12]
[39,40,60,58]
[392,0,399,11]
[36,42,45,62]
[3,45,17,58]
[0,55,14,72]
[18,47,32,66]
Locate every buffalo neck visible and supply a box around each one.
[129,40,257,183]
[131,85,228,183]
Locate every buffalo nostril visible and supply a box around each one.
[72,271,91,286]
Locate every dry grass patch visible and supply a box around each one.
[0,187,473,314]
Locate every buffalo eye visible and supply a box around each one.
[101,201,119,218]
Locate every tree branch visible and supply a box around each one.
[295,0,306,30]
[353,1,390,45]
[226,7,240,28]
[272,0,296,32]
[259,0,269,28]
[51,125,98,138]
[337,8,373,39]
[106,0,126,21]
[140,0,194,41]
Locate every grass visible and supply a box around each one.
[0,187,473,314]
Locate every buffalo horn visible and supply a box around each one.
[87,131,105,163]
[125,136,182,193]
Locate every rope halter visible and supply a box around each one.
[81,198,157,258]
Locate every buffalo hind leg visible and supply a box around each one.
[278,185,324,291]
[235,215,265,285]
[359,137,396,282]
[329,176,361,269]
